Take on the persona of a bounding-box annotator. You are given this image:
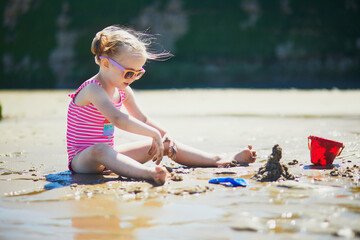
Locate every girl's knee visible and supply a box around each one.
[91,143,112,159]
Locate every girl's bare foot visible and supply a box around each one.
[216,145,257,167]
[233,145,257,164]
[152,166,168,186]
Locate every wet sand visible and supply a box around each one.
[0,89,359,239]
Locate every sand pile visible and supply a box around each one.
[330,165,360,185]
[252,144,295,182]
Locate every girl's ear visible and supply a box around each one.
[101,58,111,70]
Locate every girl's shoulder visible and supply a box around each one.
[123,86,134,102]
[71,79,103,106]
[70,79,102,97]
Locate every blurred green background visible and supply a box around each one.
[1,0,359,89]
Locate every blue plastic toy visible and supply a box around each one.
[208,177,248,187]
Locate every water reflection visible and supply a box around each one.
[71,198,158,240]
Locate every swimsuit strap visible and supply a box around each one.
[69,79,103,99]
[69,79,125,104]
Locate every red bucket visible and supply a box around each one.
[308,136,345,166]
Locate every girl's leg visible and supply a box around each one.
[116,139,256,167]
[170,142,256,167]
[70,143,167,185]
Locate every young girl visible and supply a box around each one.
[66,25,256,186]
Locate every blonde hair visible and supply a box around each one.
[91,25,172,64]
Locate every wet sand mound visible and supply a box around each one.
[330,165,360,185]
[252,145,295,182]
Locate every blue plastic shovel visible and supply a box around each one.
[208,177,248,187]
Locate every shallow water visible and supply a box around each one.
[0,89,359,239]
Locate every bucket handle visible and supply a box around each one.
[308,136,345,156]
[337,145,345,156]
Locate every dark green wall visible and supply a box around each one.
[1,0,359,89]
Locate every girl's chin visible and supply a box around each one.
[117,83,129,89]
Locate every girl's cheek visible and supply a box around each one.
[111,71,123,82]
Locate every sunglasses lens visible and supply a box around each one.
[136,72,144,79]
[124,71,135,79]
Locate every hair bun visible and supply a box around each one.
[99,33,108,52]
[91,33,110,56]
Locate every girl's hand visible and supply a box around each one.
[163,134,177,161]
[148,134,164,165]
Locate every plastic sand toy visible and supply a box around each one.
[308,136,345,166]
[209,177,248,187]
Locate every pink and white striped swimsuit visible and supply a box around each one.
[66,79,126,172]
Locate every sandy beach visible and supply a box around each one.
[0,89,359,239]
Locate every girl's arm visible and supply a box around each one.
[123,86,178,161]
[84,83,164,161]
[123,87,168,137]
